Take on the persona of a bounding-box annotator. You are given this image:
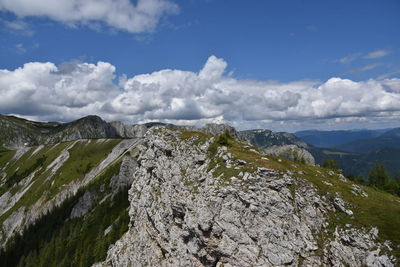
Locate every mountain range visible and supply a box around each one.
[0,114,399,266]
[295,128,400,178]
[294,129,392,148]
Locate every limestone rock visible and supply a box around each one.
[264,144,316,166]
[200,123,240,139]
[110,155,138,195]
[98,127,394,267]
[70,190,98,218]
[239,129,309,149]
[110,121,148,138]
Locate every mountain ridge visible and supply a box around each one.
[294,129,392,148]
[0,120,399,266]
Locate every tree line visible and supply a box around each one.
[323,159,400,197]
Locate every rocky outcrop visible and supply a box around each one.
[70,190,98,219]
[110,121,148,138]
[46,115,118,143]
[97,127,394,267]
[0,115,117,148]
[239,129,309,149]
[110,155,138,195]
[326,227,394,267]
[201,123,240,139]
[265,144,316,166]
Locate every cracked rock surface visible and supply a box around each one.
[98,127,395,267]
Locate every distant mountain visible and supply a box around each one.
[382,128,400,138]
[239,129,309,149]
[294,129,390,148]
[0,115,119,149]
[333,135,400,154]
[0,115,166,149]
[294,128,400,177]
[317,147,400,178]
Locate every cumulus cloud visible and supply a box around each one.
[0,61,118,120]
[1,56,400,130]
[0,0,179,33]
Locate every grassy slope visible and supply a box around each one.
[1,161,130,267]
[180,131,400,259]
[0,139,122,225]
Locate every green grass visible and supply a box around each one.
[0,139,123,226]
[0,150,16,171]
[206,136,283,182]
[47,139,121,198]
[0,155,47,195]
[179,130,209,146]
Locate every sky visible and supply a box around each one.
[0,0,399,132]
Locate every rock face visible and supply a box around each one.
[201,123,240,139]
[239,129,309,149]
[98,127,394,267]
[264,144,316,166]
[326,227,394,267]
[70,190,98,219]
[48,115,118,143]
[0,115,118,148]
[109,121,148,138]
[110,155,138,195]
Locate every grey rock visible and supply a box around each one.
[239,129,309,149]
[326,227,394,267]
[200,123,240,139]
[110,155,138,195]
[334,194,354,216]
[264,144,316,166]
[70,190,98,218]
[351,184,368,198]
[110,121,148,138]
[97,127,394,267]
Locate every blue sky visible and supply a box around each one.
[0,0,399,131]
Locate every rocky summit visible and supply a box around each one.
[0,116,399,267]
[95,127,398,267]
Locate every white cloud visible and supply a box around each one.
[335,49,391,64]
[1,56,400,131]
[0,0,179,34]
[0,61,118,120]
[336,53,360,64]
[348,62,382,73]
[377,69,400,80]
[1,18,34,35]
[15,43,26,54]
[365,49,390,59]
